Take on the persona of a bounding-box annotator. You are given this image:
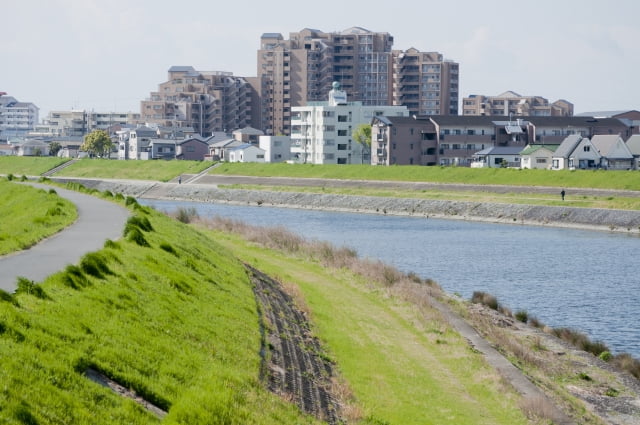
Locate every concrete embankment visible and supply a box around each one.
[52,177,640,234]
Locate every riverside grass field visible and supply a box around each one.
[0,180,532,424]
[1,156,639,191]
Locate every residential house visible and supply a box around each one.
[16,139,49,156]
[519,144,559,169]
[625,134,640,169]
[227,144,265,163]
[144,139,176,160]
[470,147,522,168]
[119,126,157,160]
[176,137,209,160]
[208,138,243,161]
[0,143,14,156]
[552,135,583,170]
[232,127,264,144]
[572,137,602,169]
[259,135,291,163]
[590,135,634,170]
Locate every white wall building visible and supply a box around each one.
[290,82,409,164]
[227,144,266,163]
[0,94,39,139]
[259,135,291,163]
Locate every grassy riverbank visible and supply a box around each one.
[0,182,536,424]
[0,180,77,256]
[0,189,319,424]
[211,163,640,191]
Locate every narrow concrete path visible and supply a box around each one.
[0,184,130,292]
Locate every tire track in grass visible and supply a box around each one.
[246,265,341,424]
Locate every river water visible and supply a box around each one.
[140,199,640,358]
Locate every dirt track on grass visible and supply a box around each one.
[247,265,341,423]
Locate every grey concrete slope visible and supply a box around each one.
[0,184,130,292]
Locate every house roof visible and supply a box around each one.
[177,137,208,146]
[475,146,523,156]
[591,135,633,158]
[625,134,640,155]
[554,134,583,158]
[229,143,265,152]
[232,126,264,136]
[209,139,241,148]
[520,144,559,155]
[168,66,196,73]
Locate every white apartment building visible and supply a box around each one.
[290,82,409,164]
[0,93,39,139]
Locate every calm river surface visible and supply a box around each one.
[140,199,640,357]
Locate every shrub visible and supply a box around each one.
[114,193,124,201]
[126,227,149,247]
[159,242,178,256]
[514,310,528,323]
[15,277,48,299]
[48,188,57,195]
[471,291,499,310]
[175,207,198,224]
[80,252,112,279]
[0,289,17,305]
[20,175,28,182]
[103,239,120,250]
[102,190,114,198]
[124,215,153,233]
[125,196,138,207]
[61,265,90,289]
[611,353,640,379]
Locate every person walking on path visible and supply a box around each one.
[561,189,566,201]
[0,183,130,292]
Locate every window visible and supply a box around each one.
[584,145,590,152]
[338,130,347,136]
[494,157,503,165]
[338,115,348,122]
[536,158,547,164]
[337,144,347,150]
[187,146,195,152]
[410,143,414,150]
[392,143,396,150]
[257,154,264,159]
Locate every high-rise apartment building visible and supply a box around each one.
[392,49,459,116]
[462,91,573,117]
[257,27,395,136]
[141,66,254,137]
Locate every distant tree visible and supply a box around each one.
[49,141,62,157]
[352,123,372,164]
[81,130,113,158]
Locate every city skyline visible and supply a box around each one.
[3,0,639,119]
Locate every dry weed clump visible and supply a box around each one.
[519,395,566,424]
[329,377,363,423]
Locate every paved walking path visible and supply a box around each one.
[0,184,130,292]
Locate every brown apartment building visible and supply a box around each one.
[257,28,459,136]
[371,115,632,166]
[392,49,459,116]
[141,66,254,137]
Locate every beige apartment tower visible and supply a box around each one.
[392,48,459,116]
[257,27,394,136]
[141,66,254,137]
[462,91,573,117]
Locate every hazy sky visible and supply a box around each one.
[3,0,639,119]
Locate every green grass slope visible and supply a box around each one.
[204,222,531,425]
[57,158,212,182]
[0,180,77,256]
[0,157,70,177]
[0,196,320,424]
[211,163,640,191]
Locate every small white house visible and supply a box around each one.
[227,143,266,163]
[259,135,291,163]
[470,147,522,168]
[519,144,558,169]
